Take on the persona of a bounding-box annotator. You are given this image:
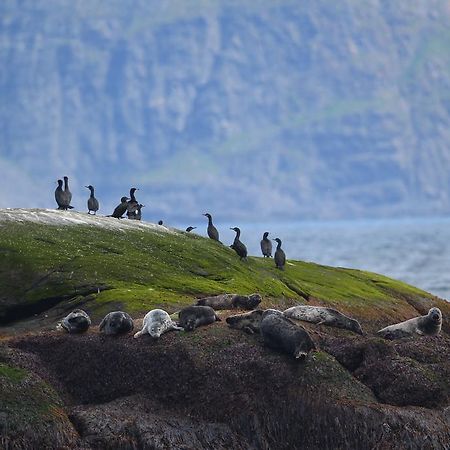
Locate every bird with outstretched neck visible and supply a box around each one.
[203,213,220,242]
[230,227,248,260]
[273,238,286,270]
[109,197,129,218]
[186,226,196,232]
[85,185,99,215]
[127,187,139,219]
[63,176,73,208]
[260,231,272,257]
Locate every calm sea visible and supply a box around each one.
[177,217,450,301]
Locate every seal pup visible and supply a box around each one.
[59,309,91,334]
[260,309,315,360]
[283,305,363,335]
[186,226,196,232]
[230,227,248,260]
[85,185,99,215]
[109,196,129,218]
[178,305,221,331]
[134,309,183,339]
[260,232,272,257]
[196,293,262,310]
[203,213,220,242]
[377,307,442,340]
[226,310,264,334]
[99,311,134,335]
[273,238,286,270]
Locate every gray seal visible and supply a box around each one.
[196,293,261,310]
[260,309,315,360]
[99,311,134,335]
[134,309,183,339]
[226,310,264,334]
[60,309,91,334]
[377,307,442,340]
[178,305,221,331]
[283,305,363,335]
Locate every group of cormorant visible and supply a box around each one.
[202,213,286,270]
[54,178,286,269]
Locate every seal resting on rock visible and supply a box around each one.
[134,309,183,339]
[377,307,442,340]
[99,311,134,336]
[59,309,91,334]
[260,309,315,360]
[226,310,264,334]
[196,293,262,310]
[178,305,221,331]
[283,305,363,335]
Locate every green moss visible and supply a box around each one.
[1,217,446,324]
[0,363,27,383]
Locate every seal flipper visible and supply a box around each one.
[215,314,222,322]
[170,322,184,331]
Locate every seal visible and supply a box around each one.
[99,311,134,336]
[133,309,183,339]
[60,309,91,334]
[260,309,315,360]
[377,307,442,340]
[196,293,262,310]
[178,305,221,331]
[283,305,363,335]
[226,310,264,334]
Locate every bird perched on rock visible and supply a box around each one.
[158,220,163,225]
[230,227,248,260]
[134,204,145,221]
[203,213,220,242]
[273,238,286,270]
[63,176,72,207]
[186,226,196,232]
[85,185,99,215]
[55,178,73,210]
[127,187,139,219]
[260,232,272,257]
[109,196,129,218]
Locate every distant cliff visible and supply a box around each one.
[1,0,450,221]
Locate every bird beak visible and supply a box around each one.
[85,186,89,188]
[229,228,234,230]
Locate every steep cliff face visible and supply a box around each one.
[1,1,450,220]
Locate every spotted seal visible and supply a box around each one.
[99,311,134,335]
[377,307,442,340]
[260,309,315,360]
[283,305,363,335]
[226,310,264,334]
[59,309,91,334]
[133,309,183,339]
[178,305,221,331]
[196,293,262,310]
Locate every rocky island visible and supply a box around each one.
[0,209,449,449]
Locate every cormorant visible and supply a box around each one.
[273,238,286,270]
[158,220,163,225]
[55,179,65,209]
[135,204,145,221]
[85,185,99,215]
[230,227,248,260]
[109,197,129,218]
[127,187,139,219]
[186,226,196,232]
[260,231,272,257]
[63,176,73,208]
[203,213,220,242]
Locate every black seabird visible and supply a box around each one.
[203,213,220,242]
[63,176,73,208]
[135,204,145,221]
[186,226,197,232]
[127,187,139,219]
[158,220,163,225]
[260,232,272,258]
[230,227,248,260]
[85,185,99,215]
[109,197,129,218]
[273,238,286,270]
[55,179,65,209]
